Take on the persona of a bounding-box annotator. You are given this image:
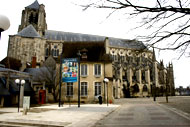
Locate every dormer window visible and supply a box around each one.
[81,48,88,60]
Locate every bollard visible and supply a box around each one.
[22,108,28,115]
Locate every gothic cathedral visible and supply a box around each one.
[7,0,175,100]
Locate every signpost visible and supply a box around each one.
[61,58,79,107]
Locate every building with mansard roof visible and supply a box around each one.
[6,0,175,103]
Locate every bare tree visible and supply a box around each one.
[82,0,190,58]
[38,56,58,102]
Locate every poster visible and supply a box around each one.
[23,96,30,109]
[62,58,78,82]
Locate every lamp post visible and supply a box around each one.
[153,83,156,101]
[166,85,169,103]
[0,15,10,40]
[15,79,25,112]
[104,78,109,106]
[77,50,81,108]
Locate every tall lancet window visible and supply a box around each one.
[51,45,59,57]
[45,48,49,57]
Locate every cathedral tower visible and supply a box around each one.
[167,62,175,95]
[18,0,47,36]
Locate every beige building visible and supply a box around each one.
[6,0,175,103]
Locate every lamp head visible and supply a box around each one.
[0,14,10,40]
[0,15,10,32]
[15,79,20,84]
[21,80,25,85]
[104,78,109,83]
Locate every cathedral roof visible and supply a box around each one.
[17,25,41,38]
[45,30,105,42]
[26,0,40,10]
[45,30,147,50]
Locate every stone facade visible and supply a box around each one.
[7,0,175,103]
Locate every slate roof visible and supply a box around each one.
[17,25,41,38]
[26,0,40,10]
[45,30,105,42]
[45,30,147,50]
[24,67,53,82]
[0,67,31,78]
[108,38,147,50]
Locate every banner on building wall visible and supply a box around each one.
[62,58,78,82]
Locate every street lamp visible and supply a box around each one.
[15,79,25,112]
[0,15,10,39]
[104,78,109,106]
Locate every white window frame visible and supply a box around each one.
[94,64,101,77]
[66,82,73,96]
[81,64,88,77]
[94,82,101,96]
[81,82,88,96]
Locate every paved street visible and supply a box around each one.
[95,97,190,127]
[0,97,189,127]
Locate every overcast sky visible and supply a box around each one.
[0,0,190,88]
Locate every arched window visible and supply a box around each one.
[141,71,145,81]
[34,14,38,24]
[29,13,34,23]
[51,45,59,57]
[56,49,59,56]
[51,49,54,56]
[133,84,139,93]
[143,85,148,92]
[45,48,49,57]
[132,71,137,82]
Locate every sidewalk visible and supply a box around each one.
[0,104,120,127]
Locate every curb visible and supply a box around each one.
[0,119,71,127]
[157,103,190,121]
